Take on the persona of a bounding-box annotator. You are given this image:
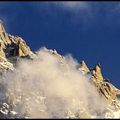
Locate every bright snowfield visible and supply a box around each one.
[0,47,120,118]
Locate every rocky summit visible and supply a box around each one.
[0,21,34,71]
[0,21,120,118]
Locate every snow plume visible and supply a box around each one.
[0,47,109,118]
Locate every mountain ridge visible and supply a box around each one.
[0,21,120,118]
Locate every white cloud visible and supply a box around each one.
[54,2,90,11]
[53,2,94,30]
[29,2,91,13]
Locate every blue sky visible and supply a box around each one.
[0,2,120,88]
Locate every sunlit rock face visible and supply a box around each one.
[0,21,34,71]
[77,60,90,74]
[0,21,120,118]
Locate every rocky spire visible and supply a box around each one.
[0,20,34,70]
[78,60,90,74]
[0,20,12,45]
[92,63,103,81]
[0,20,6,33]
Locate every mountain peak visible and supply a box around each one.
[0,21,33,70]
[0,21,120,118]
[92,63,103,81]
[78,60,90,74]
[0,20,6,33]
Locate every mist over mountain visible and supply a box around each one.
[0,21,120,118]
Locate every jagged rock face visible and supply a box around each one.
[81,62,120,103]
[0,21,32,58]
[0,21,33,70]
[78,60,90,74]
[91,64,103,82]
